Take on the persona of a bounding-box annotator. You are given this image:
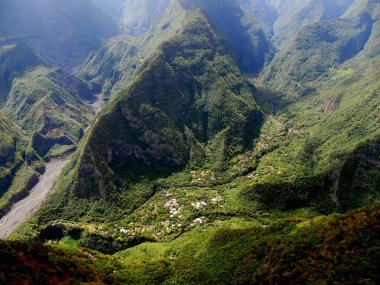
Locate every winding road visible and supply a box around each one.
[0,158,71,239]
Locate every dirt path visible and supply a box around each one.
[0,158,71,239]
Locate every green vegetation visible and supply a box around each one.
[0,43,43,104]
[263,6,375,95]
[0,240,118,284]
[4,67,94,160]
[5,204,380,284]
[0,114,23,193]
[183,0,274,73]
[2,0,380,284]
[80,0,273,100]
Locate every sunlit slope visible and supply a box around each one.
[4,67,94,160]
[20,7,263,231]
[80,0,273,99]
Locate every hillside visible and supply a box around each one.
[4,67,94,160]
[80,0,273,99]
[1,0,380,284]
[0,43,43,104]
[262,0,378,96]
[0,114,23,194]
[3,204,379,284]
[25,6,263,225]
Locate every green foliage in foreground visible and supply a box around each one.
[3,204,379,284]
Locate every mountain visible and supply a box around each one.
[269,0,355,47]
[0,114,23,193]
[0,0,118,67]
[1,0,380,284]
[0,43,43,104]
[81,0,273,100]
[236,0,278,37]
[18,3,263,235]
[262,0,378,96]
[182,0,274,73]
[4,67,94,160]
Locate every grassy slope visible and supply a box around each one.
[240,57,380,209]
[4,67,94,160]
[80,0,273,99]
[5,1,380,283]
[269,0,355,47]
[19,6,263,233]
[0,43,43,104]
[4,203,379,284]
[262,3,375,96]
[0,114,40,218]
[0,114,23,192]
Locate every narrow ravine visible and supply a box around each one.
[0,158,71,239]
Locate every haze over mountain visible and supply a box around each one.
[0,0,379,284]
[0,0,118,67]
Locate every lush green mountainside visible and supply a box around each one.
[182,0,274,73]
[0,0,118,67]
[3,67,94,160]
[0,65,94,217]
[262,1,377,96]
[0,114,23,193]
[0,114,41,219]
[4,204,379,284]
[17,7,264,237]
[269,0,355,47]
[0,9,101,216]
[2,0,380,284]
[248,56,380,212]
[81,0,273,100]
[0,43,43,104]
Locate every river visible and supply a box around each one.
[0,158,71,239]
[0,93,105,239]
